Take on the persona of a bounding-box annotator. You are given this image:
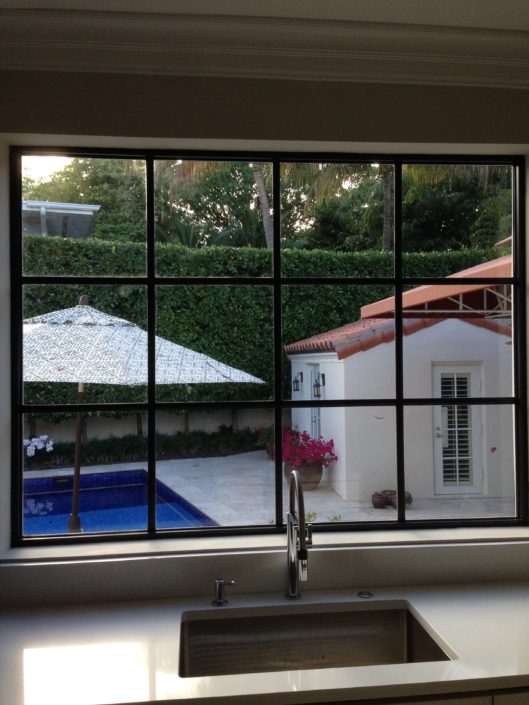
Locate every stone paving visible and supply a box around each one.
[30,450,514,526]
[156,450,515,525]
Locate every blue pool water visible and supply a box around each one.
[23,469,216,535]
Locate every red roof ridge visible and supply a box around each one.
[335,317,440,359]
[285,316,511,360]
[285,316,443,359]
[284,317,389,356]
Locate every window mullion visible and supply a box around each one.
[513,162,528,521]
[394,161,406,523]
[273,159,283,528]
[146,155,157,536]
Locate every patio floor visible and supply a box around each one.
[156,450,515,525]
[29,450,513,527]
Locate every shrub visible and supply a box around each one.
[24,426,261,469]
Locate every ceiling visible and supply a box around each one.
[1,1,529,88]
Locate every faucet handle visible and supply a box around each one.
[212,578,236,606]
[298,544,309,583]
[305,523,313,546]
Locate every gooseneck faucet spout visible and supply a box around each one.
[286,469,312,599]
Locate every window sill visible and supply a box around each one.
[3,527,529,607]
[3,526,529,564]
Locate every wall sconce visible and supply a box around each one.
[313,373,325,398]
[292,372,303,392]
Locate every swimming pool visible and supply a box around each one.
[23,469,217,535]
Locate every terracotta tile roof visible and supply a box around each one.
[285,316,511,360]
[465,316,512,338]
[285,317,436,359]
[361,255,512,319]
[285,255,512,359]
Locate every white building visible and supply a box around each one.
[286,256,514,505]
[22,200,101,238]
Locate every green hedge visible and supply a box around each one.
[23,235,496,278]
[23,237,497,405]
[23,236,272,278]
[24,426,261,469]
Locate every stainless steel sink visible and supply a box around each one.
[179,601,450,677]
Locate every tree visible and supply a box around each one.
[154,160,272,248]
[251,164,273,248]
[300,163,511,253]
[381,165,394,251]
[24,157,512,255]
[401,164,511,251]
[155,160,385,252]
[307,172,383,251]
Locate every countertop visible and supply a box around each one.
[3,583,529,705]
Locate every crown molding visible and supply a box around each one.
[1,9,529,88]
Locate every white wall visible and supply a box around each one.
[30,409,272,442]
[402,319,512,398]
[343,405,397,501]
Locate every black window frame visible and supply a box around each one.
[10,146,527,546]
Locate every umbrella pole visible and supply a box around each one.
[67,382,84,533]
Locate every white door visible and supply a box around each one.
[433,366,482,495]
[308,365,321,438]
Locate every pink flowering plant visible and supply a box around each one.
[282,428,337,468]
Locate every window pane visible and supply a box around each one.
[402,163,513,277]
[22,156,146,277]
[154,160,273,276]
[281,162,394,277]
[284,406,397,523]
[155,286,272,402]
[283,285,394,400]
[400,284,513,398]
[22,412,148,536]
[404,404,516,519]
[23,284,148,404]
[156,408,275,528]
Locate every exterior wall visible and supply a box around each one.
[290,354,348,498]
[402,320,512,398]
[343,404,397,502]
[29,409,273,442]
[291,319,513,503]
[341,340,397,500]
[344,336,396,399]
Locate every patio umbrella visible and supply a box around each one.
[23,296,264,532]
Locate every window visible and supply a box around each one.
[11,149,526,544]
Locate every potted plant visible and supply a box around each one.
[282,428,337,490]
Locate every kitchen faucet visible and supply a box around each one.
[286,469,312,599]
